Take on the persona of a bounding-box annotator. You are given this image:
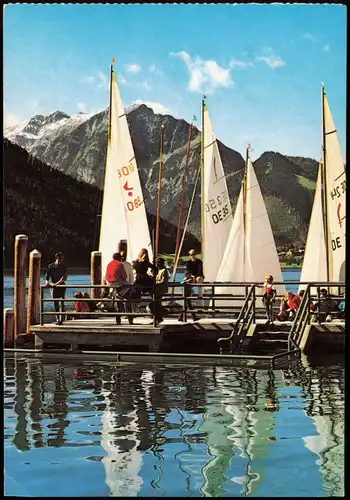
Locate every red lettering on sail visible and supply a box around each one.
[337,202,342,228]
[123,181,134,197]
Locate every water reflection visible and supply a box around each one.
[4,354,344,497]
[284,355,344,497]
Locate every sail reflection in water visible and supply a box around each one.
[4,354,344,497]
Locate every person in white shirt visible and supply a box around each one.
[120,251,135,284]
[120,251,137,315]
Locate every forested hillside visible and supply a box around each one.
[4,139,199,268]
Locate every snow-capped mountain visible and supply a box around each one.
[5,105,318,243]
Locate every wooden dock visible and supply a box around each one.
[29,316,345,355]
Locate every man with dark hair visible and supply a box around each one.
[185,249,204,299]
[45,252,67,325]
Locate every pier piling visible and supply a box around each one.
[27,249,41,333]
[14,234,28,341]
[4,308,15,347]
[91,251,102,299]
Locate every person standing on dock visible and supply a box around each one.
[44,252,67,325]
[185,250,204,299]
[120,251,135,285]
[105,252,132,325]
[150,257,169,324]
[261,274,277,323]
[133,248,156,296]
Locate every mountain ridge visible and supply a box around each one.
[4,105,319,246]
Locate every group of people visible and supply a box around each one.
[261,274,344,323]
[44,252,343,327]
[103,248,169,325]
[44,248,204,326]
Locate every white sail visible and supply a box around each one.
[324,93,346,282]
[299,166,327,291]
[99,66,152,274]
[245,158,285,296]
[202,103,232,281]
[217,155,285,302]
[101,407,143,496]
[300,88,346,289]
[216,187,246,303]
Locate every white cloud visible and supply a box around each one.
[97,71,109,89]
[138,80,153,91]
[77,102,87,113]
[303,33,315,40]
[117,74,128,85]
[170,51,233,94]
[303,33,330,53]
[4,112,20,128]
[255,47,286,69]
[133,99,171,115]
[125,63,141,74]
[149,64,163,76]
[28,98,40,109]
[229,58,254,69]
[80,75,95,84]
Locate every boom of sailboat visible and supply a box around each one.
[99,61,346,289]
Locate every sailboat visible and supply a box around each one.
[99,61,152,273]
[299,85,346,291]
[217,146,285,302]
[201,98,233,281]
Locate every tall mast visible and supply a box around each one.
[174,119,194,261]
[201,96,206,268]
[321,83,330,281]
[97,59,114,251]
[155,125,165,259]
[243,144,250,235]
[108,61,114,141]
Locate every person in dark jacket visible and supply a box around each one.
[45,252,67,325]
[150,257,170,324]
[133,248,156,298]
[185,249,204,298]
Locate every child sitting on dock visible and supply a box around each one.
[311,289,340,322]
[73,292,90,319]
[278,291,300,321]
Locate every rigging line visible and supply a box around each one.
[174,122,194,266]
[155,125,165,258]
[172,161,201,281]
[334,171,345,181]
[204,140,216,150]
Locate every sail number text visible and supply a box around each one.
[330,180,346,200]
[118,163,135,178]
[205,191,229,224]
[331,237,342,251]
[127,196,142,212]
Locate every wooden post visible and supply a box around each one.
[91,251,102,299]
[27,249,41,333]
[14,234,28,340]
[4,308,14,347]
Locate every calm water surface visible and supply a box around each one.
[4,353,344,497]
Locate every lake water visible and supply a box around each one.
[4,267,344,496]
[4,353,344,497]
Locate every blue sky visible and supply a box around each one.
[4,4,346,160]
